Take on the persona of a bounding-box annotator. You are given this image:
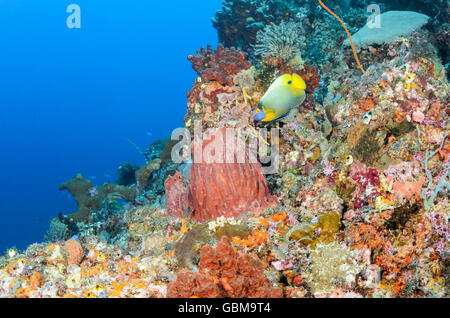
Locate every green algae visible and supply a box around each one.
[288,211,341,248]
[174,224,212,268]
[214,223,251,240]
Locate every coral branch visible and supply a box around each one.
[419,129,449,210]
[317,0,366,75]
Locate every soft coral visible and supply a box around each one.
[188,44,251,86]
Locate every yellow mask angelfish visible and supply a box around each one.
[254,73,307,122]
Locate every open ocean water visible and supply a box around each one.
[0,0,220,252]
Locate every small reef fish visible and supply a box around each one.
[89,187,98,197]
[194,103,201,114]
[254,73,307,122]
[404,73,417,90]
[405,73,416,83]
[363,111,373,125]
[85,291,96,298]
[401,37,410,48]
[94,284,103,292]
[8,249,16,258]
[97,253,105,262]
[345,154,354,166]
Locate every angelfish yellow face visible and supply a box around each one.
[283,73,306,91]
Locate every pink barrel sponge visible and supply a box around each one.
[165,128,276,222]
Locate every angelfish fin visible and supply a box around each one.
[273,111,291,121]
[299,92,306,105]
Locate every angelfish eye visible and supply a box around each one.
[288,81,292,85]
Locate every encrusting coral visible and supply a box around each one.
[303,242,362,296]
[167,236,283,298]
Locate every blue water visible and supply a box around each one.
[0,0,220,252]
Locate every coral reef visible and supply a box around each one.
[46,218,71,242]
[59,174,137,222]
[143,139,164,163]
[2,0,449,299]
[212,0,301,51]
